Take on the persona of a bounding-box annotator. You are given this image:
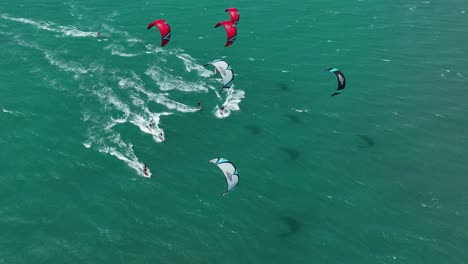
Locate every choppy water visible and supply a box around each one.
[1,0,468,263]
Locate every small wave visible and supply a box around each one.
[147,92,200,113]
[143,46,214,82]
[104,44,142,57]
[57,25,96,37]
[67,3,84,20]
[101,24,128,38]
[1,107,23,116]
[174,52,213,77]
[43,51,102,79]
[127,38,143,46]
[322,112,342,119]
[145,65,209,93]
[81,112,93,122]
[144,44,165,54]
[116,71,200,113]
[14,37,40,49]
[14,37,102,77]
[293,108,309,113]
[0,30,12,37]
[1,14,96,37]
[105,10,120,22]
[96,90,131,129]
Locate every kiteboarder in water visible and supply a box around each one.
[219,106,225,115]
[197,101,201,109]
[148,119,156,130]
[96,32,100,38]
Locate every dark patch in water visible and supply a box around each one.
[357,135,375,148]
[278,82,289,91]
[278,216,301,238]
[280,147,300,160]
[285,113,301,124]
[245,125,261,135]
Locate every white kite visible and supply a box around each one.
[204,60,234,89]
[209,158,239,195]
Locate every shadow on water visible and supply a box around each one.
[278,82,289,91]
[280,147,300,160]
[357,135,375,148]
[245,125,261,136]
[278,216,301,238]
[285,113,301,124]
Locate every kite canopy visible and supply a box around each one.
[209,158,239,195]
[147,19,171,47]
[326,68,346,96]
[204,59,234,89]
[215,21,237,47]
[225,8,239,26]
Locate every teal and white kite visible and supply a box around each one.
[209,158,239,195]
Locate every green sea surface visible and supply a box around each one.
[1,0,468,263]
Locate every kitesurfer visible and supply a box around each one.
[159,131,164,140]
[96,32,100,38]
[197,101,201,109]
[143,164,148,176]
[219,106,225,115]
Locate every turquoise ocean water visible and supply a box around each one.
[1,0,468,263]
